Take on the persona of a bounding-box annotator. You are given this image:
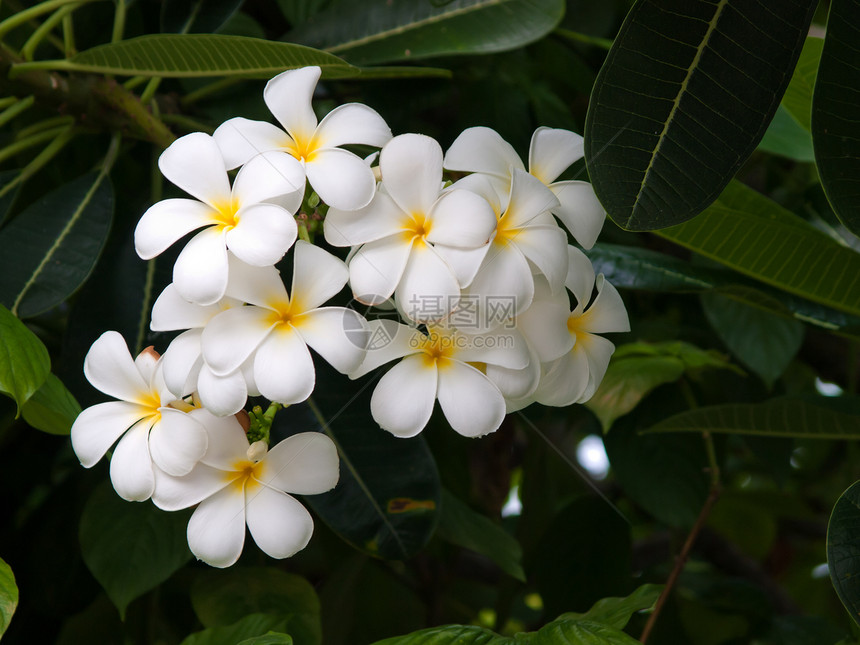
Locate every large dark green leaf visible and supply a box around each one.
[293,363,441,560]
[18,35,358,78]
[0,172,113,318]
[585,0,817,230]
[21,372,81,435]
[436,489,525,581]
[828,479,860,627]
[0,557,17,638]
[79,483,192,618]
[657,180,860,318]
[812,0,860,237]
[294,0,565,66]
[644,395,860,440]
[0,303,50,413]
[190,568,320,645]
[181,614,291,645]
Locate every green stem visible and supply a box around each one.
[554,28,614,50]
[0,94,34,128]
[111,0,125,43]
[15,114,74,138]
[160,113,213,134]
[21,3,77,61]
[139,76,161,105]
[180,77,243,107]
[61,8,75,56]
[0,124,69,164]
[0,125,76,200]
[0,96,19,109]
[0,0,99,42]
[123,75,147,91]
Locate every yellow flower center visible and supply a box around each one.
[284,133,319,163]
[402,212,432,243]
[228,458,264,492]
[211,198,240,230]
[419,331,456,368]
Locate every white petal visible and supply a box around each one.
[536,350,589,407]
[232,150,305,205]
[486,349,541,401]
[109,422,155,501]
[566,245,596,306]
[503,169,560,230]
[197,364,249,417]
[324,190,404,247]
[449,173,505,214]
[315,102,392,149]
[202,306,274,375]
[224,259,289,308]
[148,408,208,476]
[194,408,250,470]
[578,276,630,334]
[455,327,530,370]
[350,320,424,379]
[305,147,377,210]
[83,331,150,403]
[258,432,339,494]
[395,241,460,323]
[264,66,320,142]
[213,117,290,169]
[173,227,229,306]
[245,486,314,559]
[426,188,497,248]
[254,327,315,404]
[152,462,231,512]
[379,133,443,216]
[348,236,412,304]
[294,307,367,374]
[135,198,216,260]
[467,242,534,318]
[528,127,584,185]
[444,126,523,178]
[513,225,569,293]
[151,284,222,331]
[431,243,489,288]
[71,401,151,467]
[550,181,605,250]
[187,484,247,568]
[370,354,437,438]
[226,203,297,266]
[577,334,617,403]
[516,293,574,362]
[161,330,203,397]
[290,240,349,311]
[436,360,505,437]
[158,132,231,207]
[134,350,160,386]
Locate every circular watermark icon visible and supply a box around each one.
[343,294,401,351]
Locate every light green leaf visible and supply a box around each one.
[21,372,81,435]
[79,483,191,618]
[584,0,817,230]
[371,625,515,644]
[0,172,114,318]
[644,395,860,440]
[181,614,291,645]
[701,291,805,387]
[236,634,294,645]
[190,568,320,645]
[757,104,814,162]
[294,0,565,66]
[436,489,525,582]
[17,35,358,78]
[783,36,824,131]
[829,480,860,627]
[0,557,18,638]
[533,620,640,644]
[657,180,860,318]
[562,584,663,630]
[0,303,50,414]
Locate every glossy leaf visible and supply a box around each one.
[585,0,817,230]
[0,172,114,318]
[644,395,860,440]
[31,35,359,78]
[237,635,294,645]
[533,620,640,645]
[757,104,814,162]
[21,372,81,435]
[372,625,515,644]
[181,614,291,645]
[161,0,242,34]
[294,0,565,66]
[562,584,662,629]
[828,479,860,627]
[657,180,860,318]
[812,0,860,236]
[190,568,320,645]
[0,303,50,413]
[0,557,17,638]
[79,483,191,618]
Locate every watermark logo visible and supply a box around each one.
[405,294,517,330]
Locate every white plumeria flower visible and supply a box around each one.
[153,409,339,568]
[444,126,606,249]
[201,240,367,405]
[324,133,497,322]
[70,331,208,502]
[536,246,630,406]
[213,66,392,211]
[351,321,529,438]
[135,132,304,306]
[150,281,256,417]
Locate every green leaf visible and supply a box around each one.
[783,36,824,131]
[0,172,114,318]
[161,0,242,34]
[585,341,739,432]
[436,489,525,582]
[562,584,663,630]
[79,483,192,618]
[757,104,814,162]
[0,557,18,638]
[657,180,860,318]
[533,620,641,645]
[181,614,291,645]
[584,0,817,230]
[354,65,452,80]
[190,568,320,645]
[21,372,81,435]
[294,0,565,66]
[701,291,804,387]
[0,303,50,413]
[300,372,441,559]
[812,0,860,237]
[237,634,294,645]
[371,625,515,645]
[25,35,359,79]
[828,479,860,627]
[0,169,21,226]
[643,395,860,440]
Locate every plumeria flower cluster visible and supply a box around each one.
[70,65,629,569]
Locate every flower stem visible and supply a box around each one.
[0,0,99,42]
[20,3,78,61]
[0,124,76,200]
[0,94,34,128]
[0,124,69,164]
